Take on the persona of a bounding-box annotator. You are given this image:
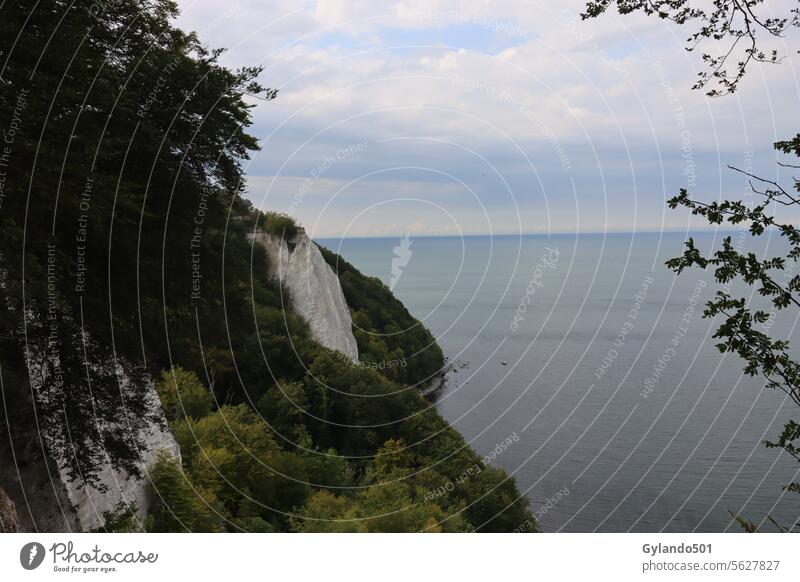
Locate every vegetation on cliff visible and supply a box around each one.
[317,245,445,387]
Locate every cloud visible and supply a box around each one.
[176,0,800,236]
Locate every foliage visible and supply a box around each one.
[171,404,312,530]
[665,139,800,529]
[290,439,476,533]
[316,244,445,386]
[155,346,535,531]
[0,0,274,483]
[91,503,144,533]
[155,367,214,421]
[259,212,300,238]
[146,449,224,533]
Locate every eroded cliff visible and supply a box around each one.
[15,347,181,532]
[58,368,180,531]
[252,229,359,362]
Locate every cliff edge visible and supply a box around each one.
[252,229,359,362]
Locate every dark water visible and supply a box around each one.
[318,232,800,532]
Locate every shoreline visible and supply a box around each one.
[421,362,453,399]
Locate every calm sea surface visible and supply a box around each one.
[318,232,800,532]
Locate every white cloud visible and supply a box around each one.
[176,0,800,236]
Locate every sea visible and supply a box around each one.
[317,232,800,532]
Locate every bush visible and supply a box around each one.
[260,212,300,237]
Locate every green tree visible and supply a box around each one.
[291,490,367,533]
[173,404,311,529]
[156,367,213,422]
[146,450,223,532]
[260,212,300,238]
[0,0,274,485]
[91,503,144,533]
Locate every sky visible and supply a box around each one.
[175,0,800,238]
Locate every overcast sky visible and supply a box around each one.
[175,0,799,238]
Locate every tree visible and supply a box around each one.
[146,449,224,532]
[585,0,800,529]
[291,490,367,533]
[0,0,273,485]
[155,367,213,421]
[91,502,144,533]
[171,404,312,528]
[260,211,300,238]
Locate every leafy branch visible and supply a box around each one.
[664,136,800,527]
[582,0,800,95]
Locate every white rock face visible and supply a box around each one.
[62,369,180,531]
[28,342,180,531]
[253,230,359,362]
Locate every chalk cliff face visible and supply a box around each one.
[24,345,180,532]
[58,368,180,531]
[252,229,359,362]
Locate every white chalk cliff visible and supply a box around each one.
[252,229,359,362]
[27,342,180,531]
[61,369,180,531]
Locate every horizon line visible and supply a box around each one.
[313,228,745,240]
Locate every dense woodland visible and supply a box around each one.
[0,0,534,532]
